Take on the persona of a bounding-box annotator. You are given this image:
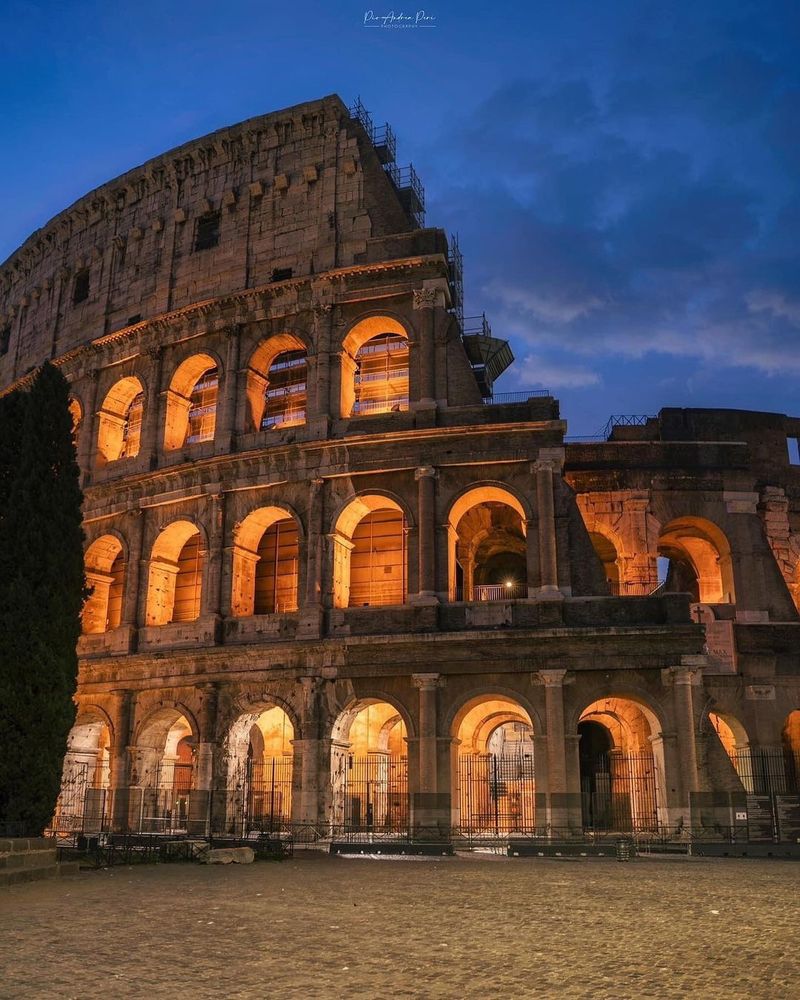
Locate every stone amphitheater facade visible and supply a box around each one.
[2,95,799,844]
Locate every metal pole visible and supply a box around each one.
[493,754,500,836]
[270,757,276,833]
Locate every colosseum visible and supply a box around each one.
[2,95,799,852]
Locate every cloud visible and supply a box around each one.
[515,353,601,390]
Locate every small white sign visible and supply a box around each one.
[735,811,747,821]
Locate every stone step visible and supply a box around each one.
[0,849,59,870]
[0,861,81,888]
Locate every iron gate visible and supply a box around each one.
[51,762,109,834]
[243,757,293,833]
[339,755,409,834]
[581,751,659,832]
[139,762,194,832]
[458,753,536,834]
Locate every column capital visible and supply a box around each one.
[536,668,568,687]
[532,448,565,474]
[415,465,437,480]
[412,672,444,690]
[412,288,437,310]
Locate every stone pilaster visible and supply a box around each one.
[216,326,241,453]
[413,466,438,602]
[533,450,565,595]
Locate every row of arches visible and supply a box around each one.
[589,515,736,604]
[81,486,534,632]
[57,692,800,837]
[73,319,412,467]
[82,485,745,633]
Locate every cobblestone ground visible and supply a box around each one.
[2,854,799,999]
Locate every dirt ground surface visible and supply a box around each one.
[1,853,799,999]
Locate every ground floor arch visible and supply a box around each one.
[330,699,409,834]
[52,712,113,834]
[222,703,295,835]
[577,696,666,832]
[130,708,197,833]
[451,694,536,834]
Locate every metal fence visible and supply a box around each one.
[458,753,536,835]
[732,747,800,795]
[581,751,659,833]
[337,755,409,836]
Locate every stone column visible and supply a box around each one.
[299,478,325,638]
[290,674,335,832]
[140,347,164,469]
[671,663,701,798]
[412,673,448,837]
[533,452,565,595]
[121,508,145,638]
[413,466,438,602]
[538,669,579,834]
[189,683,219,836]
[109,689,135,832]
[311,302,333,435]
[202,493,225,627]
[412,288,437,406]
[76,369,100,481]
[216,326,241,454]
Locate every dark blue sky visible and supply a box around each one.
[2,0,798,433]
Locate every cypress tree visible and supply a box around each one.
[0,364,85,835]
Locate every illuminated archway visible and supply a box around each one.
[163,353,219,450]
[145,521,205,625]
[223,703,295,835]
[332,495,407,608]
[331,699,410,833]
[451,694,536,834]
[82,534,126,634]
[784,711,800,792]
[659,517,735,604]
[95,376,144,466]
[341,316,409,418]
[446,486,528,601]
[708,711,753,792]
[231,506,300,615]
[52,709,112,834]
[68,397,83,447]
[133,708,197,832]
[246,334,308,431]
[589,531,621,593]
[577,696,665,832]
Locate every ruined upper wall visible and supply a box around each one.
[0,94,418,381]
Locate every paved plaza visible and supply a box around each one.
[1,854,799,999]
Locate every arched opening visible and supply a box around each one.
[332,495,407,608]
[708,711,754,792]
[145,521,204,626]
[331,699,409,835]
[246,334,308,431]
[578,696,665,832]
[341,316,409,418]
[659,517,735,605]
[82,535,126,634]
[452,695,535,834]
[95,377,144,466]
[163,354,219,450]
[447,487,528,601]
[589,531,621,594]
[68,397,82,448]
[52,713,112,834]
[133,709,196,833]
[783,711,800,792]
[223,705,294,835]
[231,507,300,615]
